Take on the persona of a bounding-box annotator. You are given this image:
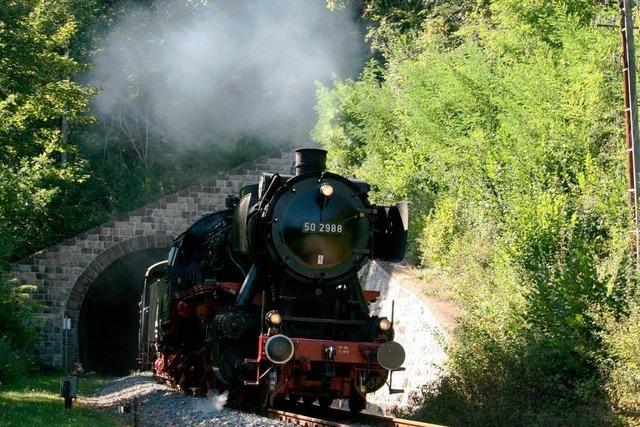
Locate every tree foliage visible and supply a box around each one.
[315,1,638,424]
[0,0,275,263]
[0,276,39,383]
[0,0,96,261]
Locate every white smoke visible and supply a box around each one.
[90,0,364,147]
[193,389,229,412]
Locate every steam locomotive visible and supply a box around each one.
[138,148,407,413]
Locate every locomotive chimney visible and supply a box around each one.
[295,148,327,175]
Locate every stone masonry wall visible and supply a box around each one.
[360,261,451,413]
[11,149,295,368]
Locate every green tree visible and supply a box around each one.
[0,0,96,262]
[315,1,636,424]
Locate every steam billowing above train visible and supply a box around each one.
[92,1,365,147]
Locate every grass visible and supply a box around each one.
[0,371,125,426]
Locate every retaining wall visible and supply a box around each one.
[361,262,452,413]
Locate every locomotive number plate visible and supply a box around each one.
[301,221,343,234]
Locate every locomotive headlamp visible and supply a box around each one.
[378,318,392,331]
[266,310,282,326]
[319,183,334,197]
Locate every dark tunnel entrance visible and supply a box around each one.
[79,248,168,374]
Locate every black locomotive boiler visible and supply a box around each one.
[138,148,408,413]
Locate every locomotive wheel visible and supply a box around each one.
[259,385,271,409]
[235,385,260,406]
[348,391,366,414]
[318,396,333,409]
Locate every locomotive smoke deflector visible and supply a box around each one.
[295,148,327,175]
[373,201,409,262]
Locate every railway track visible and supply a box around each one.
[265,405,444,427]
[92,372,441,426]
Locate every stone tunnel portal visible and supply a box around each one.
[79,248,168,374]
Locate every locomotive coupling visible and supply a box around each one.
[323,345,336,360]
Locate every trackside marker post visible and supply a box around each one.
[60,317,76,408]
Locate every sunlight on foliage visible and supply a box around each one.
[315,0,638,424]
[0,372,122,426]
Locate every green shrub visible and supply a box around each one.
[0,277,39,383]
[604,300,640,424]
[315,0,636,423]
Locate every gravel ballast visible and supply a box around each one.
[81,372,289,426]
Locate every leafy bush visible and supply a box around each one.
[603,300,640,423]
[315,0,637,424]
[0,0,96,261]
[0,277,40,383]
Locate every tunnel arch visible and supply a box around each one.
[64,232,174,371]
[78,247,168,373]
[10,148,296,368]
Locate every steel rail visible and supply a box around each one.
[266,407,445,427]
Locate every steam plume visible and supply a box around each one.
[91,0,364,148]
